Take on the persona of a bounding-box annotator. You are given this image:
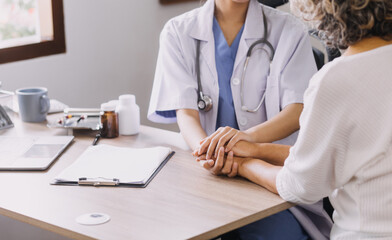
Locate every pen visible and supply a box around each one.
[92,133,101,146]
[76,115,86,123]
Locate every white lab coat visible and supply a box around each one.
[149,1,332,238]
[148,0,317,145]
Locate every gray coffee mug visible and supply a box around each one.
[16,87,50,122]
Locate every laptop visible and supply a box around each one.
[0,136,74,170]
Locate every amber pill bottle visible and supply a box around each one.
[100,102,119,138]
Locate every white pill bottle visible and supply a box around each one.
[116,94,140,135]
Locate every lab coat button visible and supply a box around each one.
[240,118,247,126]
[232,77,240,86]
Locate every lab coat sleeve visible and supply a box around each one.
[276,65,348,204]
[148,21,198,124]
[279,28,317,109]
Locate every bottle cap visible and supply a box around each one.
[101,102,116,111]
[119,94,135,105]
[108,100,119,107]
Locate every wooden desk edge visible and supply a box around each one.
[1,198,294,240]
[189,201,295,240]
[0,207,95,240]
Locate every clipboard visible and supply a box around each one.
[51,145,175,188]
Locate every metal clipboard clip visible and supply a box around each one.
[78,177,119,186]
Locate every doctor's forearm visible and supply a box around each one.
[245,103,303,143]
[176,109,207,151]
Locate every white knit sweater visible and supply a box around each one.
[276,44,392,240]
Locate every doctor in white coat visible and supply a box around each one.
[149,0,314,149]
[148,0,332,239]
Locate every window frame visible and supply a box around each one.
[0,0,66,64]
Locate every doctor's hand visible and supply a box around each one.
[194,127,253,159]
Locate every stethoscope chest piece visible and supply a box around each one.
[198,94,213,112]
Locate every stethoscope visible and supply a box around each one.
[196,7,275,113]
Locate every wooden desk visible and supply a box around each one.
[0,113,293,240]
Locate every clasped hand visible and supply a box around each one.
[193,126,256,177]
[193,126,254,159]
[196,147,249,177]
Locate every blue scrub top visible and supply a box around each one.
[213,17,244,130]
[213,21,310,239]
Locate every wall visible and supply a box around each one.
[0,1,326,133]
[0,1,199,239]
[0,0,200,132]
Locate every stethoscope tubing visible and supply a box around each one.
[196,40,203,100]
[197,6,275,113]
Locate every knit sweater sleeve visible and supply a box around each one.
[276,61,351,204]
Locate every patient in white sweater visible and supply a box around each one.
[198,0,392,239]
[275,40,392,239]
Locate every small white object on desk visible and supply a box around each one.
[48,99,69,113]
[76,213,110,225]
[64,107,100,115]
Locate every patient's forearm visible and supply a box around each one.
[252,143,291,166]
[238,158,281,194]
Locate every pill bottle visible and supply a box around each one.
[116,94,140,135]
[100,102,119,138]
